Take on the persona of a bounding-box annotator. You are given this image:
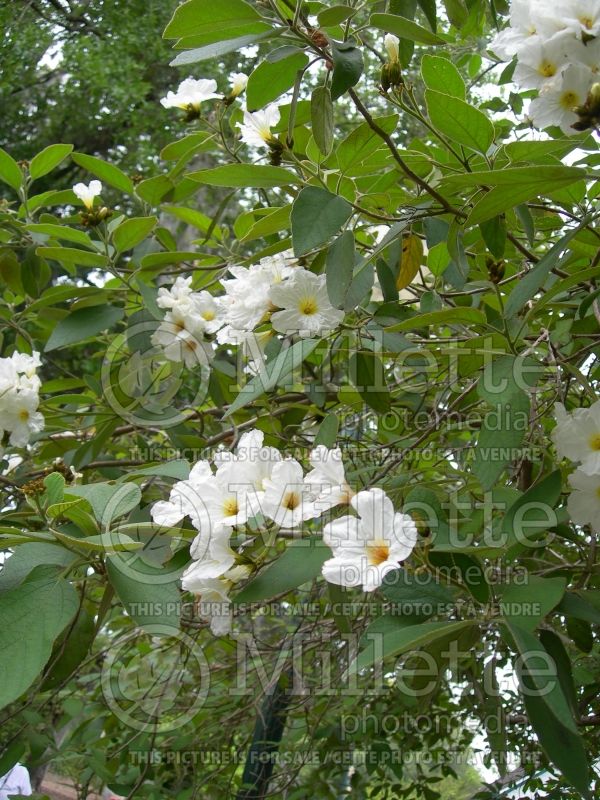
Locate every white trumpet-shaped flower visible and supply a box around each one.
[238,104,281,147]
[160,77,219,111]
[304,445,353,512]
[552,399,600,475]
[384,33,400,63]
[229,72,249,97]
[567,468,600,533]
[73,180,102,210]
[322,488,418,592]
[268,269,344,338]
[261,458,318,528]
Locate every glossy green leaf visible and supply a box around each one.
[29,144,73,181]
[234,538,329,603]
[291,186,352,256]
[187,164,298,188]
[311,86,334,156]
[45,305,124,351]
[330,40,364,100]
[426,90,494,153]
[71,152,134,194]
[113,216,157,253]
[0,148,23,192]
[247,52,308,110]
[371,13,445,44]
[421,55,464,98]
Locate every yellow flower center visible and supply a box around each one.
[19,409,30,422]
[560,90,579,110]
[539,61,556,78]
[202,310,216,321]
[589,433,600,451]
[282,491,301,510]
[580,16,594,29]
[298,296,318,316]
[367,542,390,566]
[222,497,239,517]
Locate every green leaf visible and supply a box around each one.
[311,86,334,156]
[443,0,468,26]
[106,557,181,632]
[371,13,446,45]
[353,620,474,671]
[291,186,352,256]
[425,90,494,153]
[225,339,319,416]
[330,40,364,101]
[67,482,141,527]
[472,392,529,490]
[71,152,134,194]
[506,623,590,796]
[113,216,157,253]
[504,223,586,318]
[336,114,398,173]
[26,224,95,249]
[247,52,308,110]
[169,31,274,66]
[417,0,437,31]
[0,544,77,593]
[239,205,290,243]
[499,576,566,632]
[558,592,600,624]
[385,307,487,331]
[164,0,263,39]
[29,144,73,181]
[427,241,451,276]
[36,246,108,269]
[45,305,124,351]
[480,216,507,258]
[0,568,79,711]
[160,132,215,161]
[349,351,391,413]
[421,55,465,98]
[187,164,297,188]
[441,165,585,191]
[501,471,562,548]
[314,413,339,448]
[41,607,95,690]
[234,538,329,603]
[326,230,356,309]
[317,5,355,26]
[0,148,23,192]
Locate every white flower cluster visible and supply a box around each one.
[151,430,417,634]
[552,399,600,532]
[491,0,600,133]
[0,352,44,449]
[151,252,344,367]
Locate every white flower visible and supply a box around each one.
[73,180,102,210]
[261,458,318,528]
[182,576,232,634]
[229,72,248,97]
[304,445,353,512]
[384,33,400,63]
[10,351,41,378]
[556,0,600,39]
[238,104,281,147]
[219,257,296,333]
[322,488,418,592]
[552,400,600,475]
[160,77,219,111]
[181,565,250,636]
[151,302,215,368]
[192,460,259,529]
[529,63,593,133]
[213,428,281,498]
[186,528,236,579]
[190,290,224,334]
[513,33,572,89]
[3,387,44,447]
[151,460,217,530]
[567,468,600,533]
[156,277,195,310]
[269,269,344,338]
